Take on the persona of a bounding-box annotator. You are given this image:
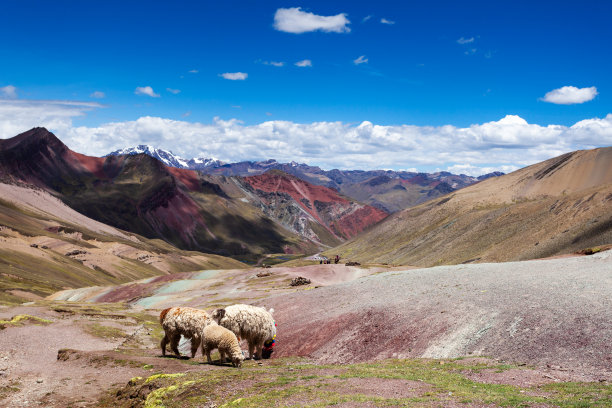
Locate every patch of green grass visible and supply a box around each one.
[0,380,21,400]
[82,322,127,339]
[0,314,52,327]
[97,357,612,408]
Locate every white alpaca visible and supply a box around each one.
[159,306,213,358]
[201,322,245,368]
[211,304,276,360]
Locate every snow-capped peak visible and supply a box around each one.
[105,146,224,170]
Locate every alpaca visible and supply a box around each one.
[201,322,244,368]
[159,306,213,358]
[211,304,276,360]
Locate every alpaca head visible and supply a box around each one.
[211,308,225,323]
[231,350,244,368]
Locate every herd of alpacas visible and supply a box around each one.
[159,304,276,368]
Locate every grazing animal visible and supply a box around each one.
[211,304,276,360]
[201,322,244,367]
[159,307,213,358]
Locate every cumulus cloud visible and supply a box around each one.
[0,99,102,142]
[134,86,160,97]
[219,72,248,80]
[1,85,18,99]
[89,91,105,99]
[457,37,474,44]
[380,18,395,25]
[295,59,312,67]
[166,88,181,94]
[541,86,598,105]
[353,55,368,65]
[274,7,350,34]
[2,100,611,176]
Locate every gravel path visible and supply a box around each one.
[267,251,612,380]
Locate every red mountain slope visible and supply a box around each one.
[243,170,389,245]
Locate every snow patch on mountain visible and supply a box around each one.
[106,145,224,169]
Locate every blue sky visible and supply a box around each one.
[1,1,611,174]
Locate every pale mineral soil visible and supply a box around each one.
[0,252,610,407]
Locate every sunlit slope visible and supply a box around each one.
[332,147,612,266]
[0,183,245,305]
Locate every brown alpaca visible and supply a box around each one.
[159,306,213,358]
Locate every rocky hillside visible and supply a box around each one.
[239,170,389,247]
[331,147,612,266]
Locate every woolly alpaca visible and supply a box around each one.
[211,304,276,360]
[201,322,244,368]
[159,306,213,358]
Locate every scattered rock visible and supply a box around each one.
[290,276,311,286]
[65,249,89,257]
[36,378,43,383]
[256,271,272,277]
[30,243,39,248]
[345,261,361,266]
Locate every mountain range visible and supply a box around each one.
[106,147,503,213]
[332,146,612,266]
[0,128,387,262]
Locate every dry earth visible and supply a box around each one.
[0,253,610,406]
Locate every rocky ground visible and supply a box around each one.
[0,253,611,407]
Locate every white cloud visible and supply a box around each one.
[134,86,160,97]
[464,48,477,55]
[380,18,395,25]
[446,163,519,177]
[2,100,611,176]
[362,15,372,22]
[263,61,285,67]
[541,86,598,105]
[457,37,474,44]
[189,69,199,74]
[353,55,368,65]
[219,72,248,80]
[89,91,105,99]
[295,59,312,67]
[274,7,350,34]
[166,88,181,94]
[0,99,102,142]
[1,85,18,99]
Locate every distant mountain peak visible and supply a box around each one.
[105,145,224,170]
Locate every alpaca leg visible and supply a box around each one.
[191,337,200,358]
[204,348,212,364]
[219,350,227,363]
[255,342,263,360]
[160,333,169,356]
[248,342,255,360]
[170,333,181,356]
